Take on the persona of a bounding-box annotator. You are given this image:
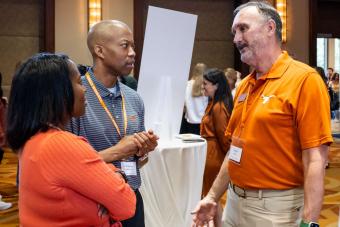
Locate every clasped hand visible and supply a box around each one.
[133,129,159,157]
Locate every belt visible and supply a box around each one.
[229,182,303,199]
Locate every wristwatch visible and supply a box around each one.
[300,220,319,227]
[115,169,128,183]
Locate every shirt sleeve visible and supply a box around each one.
[39,132,136,221]
[295,72,333,150]
[212,102,230,154]
[137,94,146,132]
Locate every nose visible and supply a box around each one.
[233,31,242,44]
[128,46,136,58]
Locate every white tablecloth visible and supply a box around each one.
[140,139,207,227]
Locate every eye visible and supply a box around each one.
[239,25,248,33]
[121,43,128,48]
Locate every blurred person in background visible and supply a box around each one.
[329,73,339,120]
[0,71,12,211]
[327,67,334,83]
[224,68,238,98]
[200,68,233,226]
[180,63,208,135]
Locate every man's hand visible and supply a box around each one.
[134,129,159,157]
[98,135,140,162]
[191,196,217,227]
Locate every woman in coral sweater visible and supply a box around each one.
[6,53,136,227]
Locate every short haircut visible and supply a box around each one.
[6,53,74,151]
[234,1,283,43]
[203,68,234,114]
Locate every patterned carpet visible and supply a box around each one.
[0,148,18,227]
[0,132,339,226]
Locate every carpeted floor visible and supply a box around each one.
[0,136,339,226]
[0,148,18,226]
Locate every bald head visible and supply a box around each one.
[87,20,132,56]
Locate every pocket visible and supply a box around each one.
[264,194,303,213]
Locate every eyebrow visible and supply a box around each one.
[231,23,248,34]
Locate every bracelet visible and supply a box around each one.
[115,169,128,183]
[300,220,319,227]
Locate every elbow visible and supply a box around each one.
[123,193,137,219]
[112,187,137,221]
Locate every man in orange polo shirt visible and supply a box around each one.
[192,1,332,227]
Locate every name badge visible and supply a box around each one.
[238,93,247,102]
[121,162,137,176]
[228,145,243,164]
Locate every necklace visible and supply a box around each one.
[47,123,63,131]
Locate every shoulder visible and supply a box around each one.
[42,130,87,147]
[289,59,316,77]
[295,64,324,87]
[37,130,95,158]
[120,82,144,103]
[212,101,228,113]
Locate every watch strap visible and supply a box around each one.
[300,220,319,227]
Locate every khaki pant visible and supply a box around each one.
[222,185,304,227]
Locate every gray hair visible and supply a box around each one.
[234,1,282,43]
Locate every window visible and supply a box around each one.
[317,38,327,71]
[334,38,340,73]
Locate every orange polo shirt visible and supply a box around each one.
[227,51,333,189]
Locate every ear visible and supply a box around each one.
[267,19,276,37]
[213,83,219,91]
[94,45,105,59]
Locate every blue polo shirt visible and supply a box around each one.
[67,68,145,189]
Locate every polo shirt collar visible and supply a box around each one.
[265,51,292,79]
[87,68,122,98]
[248,51,293,83]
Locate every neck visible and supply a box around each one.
[48,123,64,131]
[92,63,119,88]
[254,47,282,79]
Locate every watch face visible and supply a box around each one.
[310,223,319,227]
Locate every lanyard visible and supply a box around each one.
[85,72,127,138]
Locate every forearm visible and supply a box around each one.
[99,145,134,163]
[207,154,230,201]
[303,161,325,221]
[98,148,122,163]
[302,145,328,222]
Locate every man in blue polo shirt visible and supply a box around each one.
[68,20,159,227]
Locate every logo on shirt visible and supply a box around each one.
[238,93,247,102]
[261,95,276,104]
[128,115,137,121]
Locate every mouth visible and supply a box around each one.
[237,43,248,53]
[126,61,135,69]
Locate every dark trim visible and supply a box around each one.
[309,0,317,66]
[133,0,146,81]
[233,0,249,78]
[42,0,55,52]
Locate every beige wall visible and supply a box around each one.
[55,0,311,67]
[284,0,309,64]
[55,0,133,66]
[328,39,335,69]
[0,0,42,97]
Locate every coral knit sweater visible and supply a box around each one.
[19,129,136,227]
